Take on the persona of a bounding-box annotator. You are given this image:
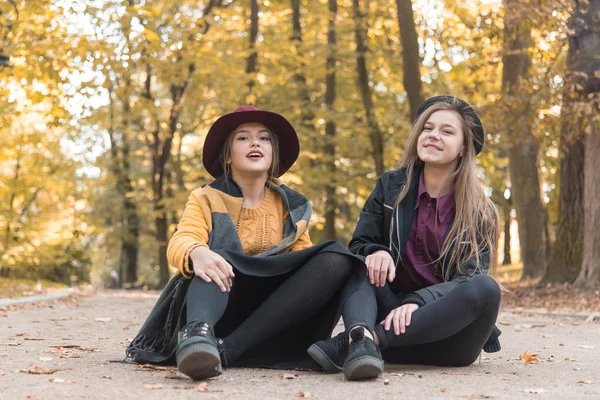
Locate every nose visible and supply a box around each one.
[250,137,260,147]
[429,129,441,140]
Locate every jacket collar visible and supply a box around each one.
[396,164,423,251]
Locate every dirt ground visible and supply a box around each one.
[1,290,599,400]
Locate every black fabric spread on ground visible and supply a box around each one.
[126,241,366,370]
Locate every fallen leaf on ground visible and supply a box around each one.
[50,345,97,352]
[197,382,209,392]
[95,317,111,322]
[15,332,26,337]
[165,372,185,380]
[183,385,196,390]
[19,366,70,375]
[24,337,44,341]
[283,373,297,379]
[523,388,545,394]
[48,378,76,384]
[440,387,446,392]
[577,345,595,349]
[135,364,174,372]
[297,392,312,398]
[101,375,112,379]
[564,357,577,362]
[0,371,6,376]
[519,351,540,363]
[59,354,81,359]
[144,384,164,390]
[498,321,511,326]
[576,380,592,384]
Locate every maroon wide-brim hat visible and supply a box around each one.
[202,105,300,178]
[415,95,485,155]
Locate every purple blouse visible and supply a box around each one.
[391,172,455,293]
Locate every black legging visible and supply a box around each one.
[342,274,500,366]
[186,252,353,364]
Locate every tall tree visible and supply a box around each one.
[394,0,424,119]
[502,0,548,279]
[107,82,140,287]
[352,0,385,177]
[323,0,338,241]
[543,5,586,283]
[246,0,259,103]
[574,0,600,288]
[290,0,314,129]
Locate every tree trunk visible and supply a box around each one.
[107,83,140,288]
[502,0,547,279]
[394,0,424,119]
[573,0,600,288]
[246,0,259,102]
[502,192,512,265]
[544,121,584,283]
[544,3,588,283]
[578,122,600,287]
[352,0,385,177]
[323,0,338,241]
[291,0,314,128]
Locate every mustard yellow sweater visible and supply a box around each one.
[168,185,313,278]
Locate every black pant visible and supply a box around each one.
[185,251,353,364]
[343,274,501,366]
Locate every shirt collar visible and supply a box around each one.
[414,172,456,223]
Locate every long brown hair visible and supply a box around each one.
[218,124,280,182]
[394,98,500,278]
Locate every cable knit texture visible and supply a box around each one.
[236,188,285,256]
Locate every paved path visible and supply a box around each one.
[1,291,599,399]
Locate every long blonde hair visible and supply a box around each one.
[394,98,500,278]
[218,125,280,182]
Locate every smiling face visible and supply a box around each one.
[416,110,465,169]
[227,122,274,178]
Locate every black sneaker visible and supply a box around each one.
[176,321,223,380]
[307,332,347,373]
[342,327,384,380]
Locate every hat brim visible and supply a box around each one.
[415,95,485,155]
[203,110,299,178]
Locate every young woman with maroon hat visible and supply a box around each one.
[308,96,502,380]
[127,106,366,380]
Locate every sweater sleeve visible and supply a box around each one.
[166,189,211,278]
[290,227,313,251]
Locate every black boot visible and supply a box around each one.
[176,321,223,380]
[307,332,347,373]
[342,327,384,381]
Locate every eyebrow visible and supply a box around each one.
[234,128,270,134]
[424,122,457,130]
